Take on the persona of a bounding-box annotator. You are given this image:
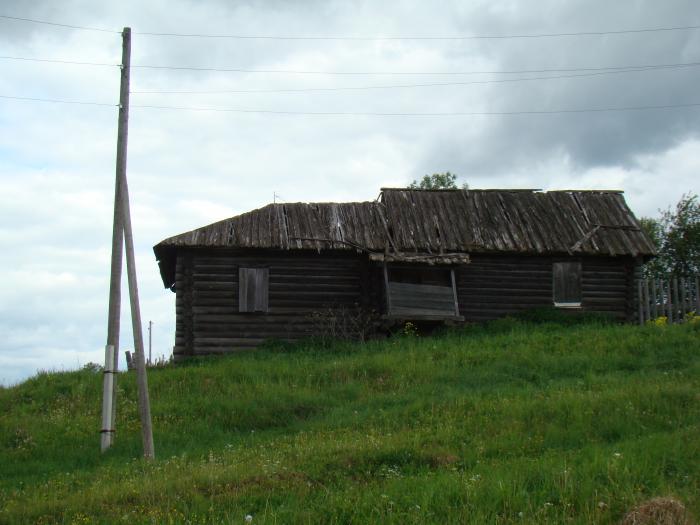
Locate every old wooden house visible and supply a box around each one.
[154,188,655,360]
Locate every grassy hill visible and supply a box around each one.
[1,316,700,524]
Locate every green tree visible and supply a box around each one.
[639,217,664,278]
[641,193,700,278]
[409,172,469,190]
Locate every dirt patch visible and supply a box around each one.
[620,497,694,525]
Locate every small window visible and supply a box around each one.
[238,267,269,313]
[384,265,459,319]
[553,262,581,308]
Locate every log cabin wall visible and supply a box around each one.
[173,249,641,359]
[173,249,366,359]
[455,254,639,322]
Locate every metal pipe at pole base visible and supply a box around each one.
[100,345,115,452]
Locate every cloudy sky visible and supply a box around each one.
[1,0,699,385]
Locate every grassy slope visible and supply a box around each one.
[1,319,699,524]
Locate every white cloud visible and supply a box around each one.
[1,0,699,384]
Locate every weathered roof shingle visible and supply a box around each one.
[154,189,655,288]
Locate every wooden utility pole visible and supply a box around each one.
[101,27,129,452]
[101,27,155,459]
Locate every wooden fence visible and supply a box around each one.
[637,276,700,325]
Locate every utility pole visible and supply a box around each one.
[101,27,154,459]
[101,26,129,453]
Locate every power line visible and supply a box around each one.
[2,93,699,116]
[129,101,700,116]
[6,53,698,77]
[0,55,120,68]
[2,13,698,41]
[0,14,119,33]
[0,94,117,107]
[130,60,700,76]
[131,63,700,95]
[136,25,700,40]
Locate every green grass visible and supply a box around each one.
[1,318,700,524]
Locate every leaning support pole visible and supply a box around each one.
[115,27,154,459]
[121,172,155,459]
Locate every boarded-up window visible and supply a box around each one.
[553,262,581,307]
[238,268,269,313]
[385,265,459,319]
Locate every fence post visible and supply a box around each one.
[666,279,673,323]
[672,278,679,324]
[680,278,687,321]
[651,279,658,319]
[644,279,651,323]
[637,279,644,325]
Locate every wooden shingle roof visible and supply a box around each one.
[154,189,655,288]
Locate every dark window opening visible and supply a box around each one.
[553,262,581,308]
[239,267,269,313]
[388,266,451,286]
[385,265,459,319]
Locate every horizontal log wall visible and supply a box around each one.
[173,250,364,359]
[455,254,636,322]
[581,256,635,320]
[172,250,640,359]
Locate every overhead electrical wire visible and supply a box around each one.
[0,94,117,107]
[5,54,699,78]
[129,60,700,76]
[135,25,700,40]
[3,93,699,116]
[3,14,700,119]
[126,101,700,116]
[130,63,700,94]
[0,55,120,67]
[1,13,699,40]
[0,14,119,33]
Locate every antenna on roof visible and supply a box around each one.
[273,192,285,203]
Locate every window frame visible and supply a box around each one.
[383,263,461,319]
[552,261,582,309]
[238,267,269,313]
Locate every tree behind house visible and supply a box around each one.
[409,172,469,190]
[640,192,700,278]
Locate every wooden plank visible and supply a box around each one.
[383,263,391,313]
[388,281,456,317]
[642,278,650,323]
[238,267,250,312]
[553,262,582,304]
[680,277,687,320]
[450,268,459,316]
[673,277,679,324]
[256,268,269,312]
[637,279,644,325]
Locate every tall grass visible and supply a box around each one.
[1,319,699,524]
